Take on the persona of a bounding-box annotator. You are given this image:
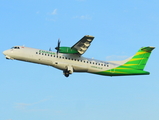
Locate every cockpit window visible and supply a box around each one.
[11,46,20,49]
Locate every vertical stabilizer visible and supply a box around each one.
[122,46,155,70]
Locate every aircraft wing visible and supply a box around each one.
[71,35,94,55]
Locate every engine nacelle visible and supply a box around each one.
[59,47,79,54]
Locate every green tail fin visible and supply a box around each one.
[123,46,155,70]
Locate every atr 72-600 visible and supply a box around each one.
[3,35,155,77]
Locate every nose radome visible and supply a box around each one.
[3,50,10,55]
[3,50,7,55]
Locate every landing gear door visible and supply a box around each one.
[66,65,73,74]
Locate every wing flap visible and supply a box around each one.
[71,35,94,55]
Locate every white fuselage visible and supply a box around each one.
[3,46,125,77]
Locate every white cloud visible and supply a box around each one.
[51,9,57,15]
[47,9,57,15]
[73,15,92,20]
[46,9,58,21]
[15,103,31,110]
[15,97,52,111]
[15,102,48,112]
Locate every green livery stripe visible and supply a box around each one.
[59,47,79,54]
[122,46,154,70]
[97,68,150,76]
[95,47,155,76]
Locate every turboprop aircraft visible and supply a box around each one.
[3,35,155,77]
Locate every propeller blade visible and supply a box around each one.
[55,39,61,54]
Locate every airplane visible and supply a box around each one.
[3,35,155,77]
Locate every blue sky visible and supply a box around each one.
[0,0,159,120]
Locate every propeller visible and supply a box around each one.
[55,39,61,54]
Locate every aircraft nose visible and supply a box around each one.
[3,50,10,56]
[3,50,12,59]
[3,50,7,55]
